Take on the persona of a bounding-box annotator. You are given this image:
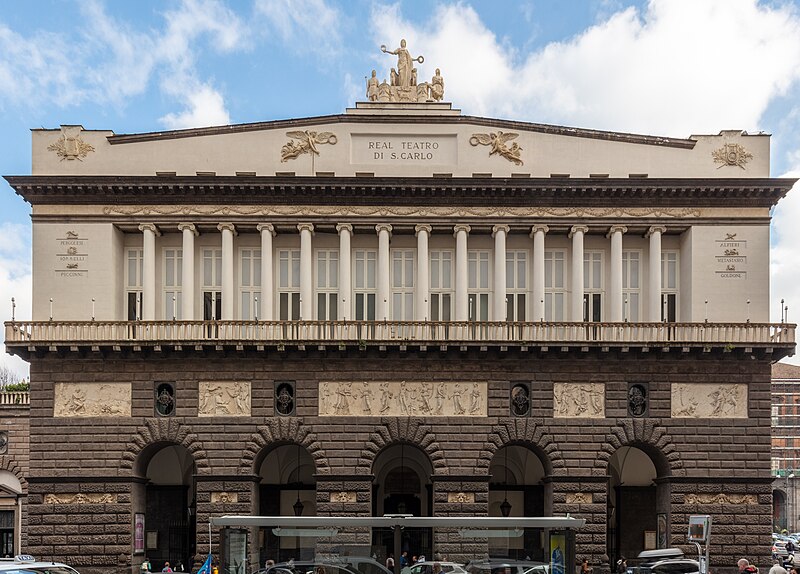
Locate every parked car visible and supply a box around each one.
[0,556,82,574]
[408,562,468,574]
[774,540,790,558]
[255,558,392,574]
[466,560,549,574]
[626,549,699,574]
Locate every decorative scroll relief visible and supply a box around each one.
[470,132,523,166]
[553,383,605,418]
[103,205,703,219]
[447,492,475,504]
[712,143,752,170]
[281,131,338,162]
[54,383,131,417]
[671,383,747,418]
[47,126,95,161]
[684,493,756,505]
[318,382,487,417]
[198,381,251,416]
[330,492,357,503]
[45,493,117,504]
[211,492,239,504]
[565,493,592,504]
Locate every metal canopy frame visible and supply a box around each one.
[211,515,586,528]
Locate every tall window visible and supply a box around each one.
[622,251,641,322]
[202,249,222,320]
[468,250,490,321]
[0,510,13,557]
[316,250,338,320]
[544,251,565,321]
[506,251,527,321]
[163,248,182,320]
[278,249,301,320]
[661,251,679,322]
[126,248,143,320]
[240,248,261,320]
[429,250,453,321]
[392,250,415,320]
[583,251,603,321]
[354,250,376,320]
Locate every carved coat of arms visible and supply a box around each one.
[712,143,752,169]
[47,126,95,161]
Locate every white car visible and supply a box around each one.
[0,556,81,574]
[408,563,468,574]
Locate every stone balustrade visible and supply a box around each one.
[0,391,30,406]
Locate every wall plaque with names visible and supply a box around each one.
[56,230,88,277]
[351,134,458,165]
[715,233,746,279]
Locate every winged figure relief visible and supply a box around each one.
[280,130,338,162]
[469,131,523,166]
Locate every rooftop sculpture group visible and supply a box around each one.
[366,39,444,103]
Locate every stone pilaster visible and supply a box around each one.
[433,476,489,563]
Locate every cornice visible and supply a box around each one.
[4,175,795,209]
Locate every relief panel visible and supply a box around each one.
[552,382,605,418]
[54,382,131,417]
[318,381,487,417]
[671,383,747,418]
[198,381,251,417]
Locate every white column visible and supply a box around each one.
[218,223,236,320]
[492,225,509,321]
[415,224,431,321]
[531,225,548,321]
[178,223,197,321]
[608,225,627,322]
[454,224,471,321]
[138,223,160,321]
[337,223,353,320]
[569,225,588,321]
[647,225,666,322]
[257,223,275,321]
[298,223,314,320]
[376,224,392,320]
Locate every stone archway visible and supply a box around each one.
[476,418,565,476]
[356,418,447,475]
[120,418,210,476]
[239,417,329,475]
[592,419,684,477]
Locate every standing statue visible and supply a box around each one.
[431,68,444,101]
[366,70,379,101]
[381,39,424,88]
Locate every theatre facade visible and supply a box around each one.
[3,48,797,574]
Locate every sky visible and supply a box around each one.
[2,0,800,378]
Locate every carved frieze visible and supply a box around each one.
[47,126,95,161]
[712,143,752,170]
[103,205,703,219]
[45,493,117,504]
[565,493,592,504]
[318,382,487,417]
[470,132,523,165]
[54,383,131,417]
[447,492,475,504]
[684,493,756,505]
[671,383,747,418]
[281,131,337,162]
[198,381,251,417]
[553,383,605,418]
[330,492,357,503]
[210,492,239,504]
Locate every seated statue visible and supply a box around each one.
[431,68,444,101]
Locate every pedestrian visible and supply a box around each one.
[432,564,442,574]
[386,554,395,570]
[141,558,152,574]
[582,559,593,574]
[266,560,276,569]
[400,552,408,568]
[412,556,418,566]
[162,562,173,573]
[770,560,788,574]
[739,559,759,574]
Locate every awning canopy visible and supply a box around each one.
[211,515,586,529]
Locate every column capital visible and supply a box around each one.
[453,224,471,237]
[297,222,315,234]
[375,223,393,236]
[530,224,549,237]
[646,225,667,238]
[257,223,276,236]
[415,224,432,236]
[178,222,198,235]
[336,223,353,234]
[138,223,161,236]
[568,225,589,239]
[491,224,510,237]
[606,225,628,238]
[217,222,237,235]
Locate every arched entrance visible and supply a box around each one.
[489,445,549,561]
[0,470,23,557]
[372,443,433,563]
[607,446,669,563]
[775,489,788,532]
[134,444,196,572]
[257,444,317,564]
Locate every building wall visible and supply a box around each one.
[0,393,31,554]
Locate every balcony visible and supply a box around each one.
[0,390,29,406]
[4,320,795,360]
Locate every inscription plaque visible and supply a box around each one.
[351,134,457,165]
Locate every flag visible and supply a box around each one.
[197,554,213,574]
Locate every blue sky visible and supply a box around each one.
[2,0,800,377]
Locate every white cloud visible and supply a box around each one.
[370,0,800,137]
[160,83,231,129]
[255,0,343,56]
[0,223,31,381]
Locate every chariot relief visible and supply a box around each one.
[54,382,131,417]
[198,381,251,416]
[552,382,605,418]
[319,381,487,417]
[671,383,747,418]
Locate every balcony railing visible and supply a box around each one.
[4,320,795,348]
[0,391,30,406]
